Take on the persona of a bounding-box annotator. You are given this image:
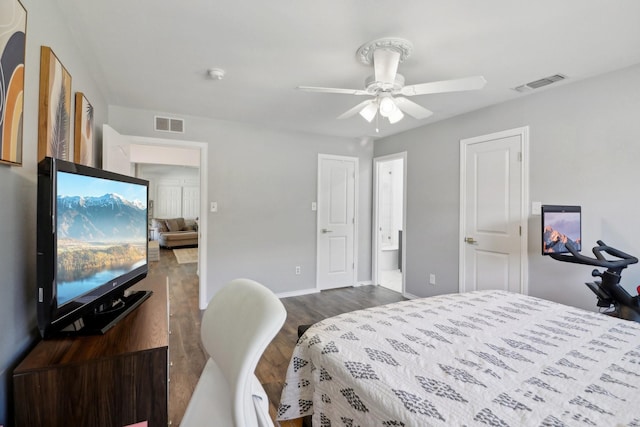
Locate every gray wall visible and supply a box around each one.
[0,2,108,424]
[375,64,640,311]
[3,4,637,423]
[108,106,374,297]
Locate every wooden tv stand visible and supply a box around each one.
[13,275,169,427]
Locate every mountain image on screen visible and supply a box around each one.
[58,193,146,241]
[56,193,147,304]
[543,225,581,253]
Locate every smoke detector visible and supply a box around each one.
[207,68,225,80]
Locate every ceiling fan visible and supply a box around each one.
[297,38,487,125]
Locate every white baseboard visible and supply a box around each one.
[402,292,419,299]
[276,281,377,298]
[354,281,373,287]
[276,288,319,298]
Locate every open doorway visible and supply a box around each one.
[373,152,406,294]
[103,125,209,308]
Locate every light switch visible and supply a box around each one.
[311,202,317,211]
[210,201,218,213]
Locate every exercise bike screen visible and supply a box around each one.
[541,205,581,255]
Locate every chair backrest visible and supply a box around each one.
[200,278,286,427]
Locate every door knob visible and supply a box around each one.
[321,229,333,234]
[464,237,477,244]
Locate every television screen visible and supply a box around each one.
[541,205,581,255]
[56,170,148,306]
[37,157,150,337]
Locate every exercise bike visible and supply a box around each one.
[549,240,640,322]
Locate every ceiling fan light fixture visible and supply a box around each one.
[378,97,396,117]
[359,103,378,122]
[300,37,486,126]
[388,108,404,124]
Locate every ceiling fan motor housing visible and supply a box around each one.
[365,74,405,94]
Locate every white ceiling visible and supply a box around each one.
[53,0,640,139]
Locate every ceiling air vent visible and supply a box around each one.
[154,116,185,133]
[513,74,567,93]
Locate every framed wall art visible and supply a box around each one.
[0,0,27,166]
[74,92,94,166]
[38,46,72,161]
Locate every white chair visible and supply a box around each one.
[181,278,287,427]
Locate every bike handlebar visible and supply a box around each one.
[549,240,638,269]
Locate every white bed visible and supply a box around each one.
[277,290,640,426]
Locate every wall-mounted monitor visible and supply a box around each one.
[541,205,582,255]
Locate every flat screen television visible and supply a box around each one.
[37,157,150,338]
[541,205,582,255]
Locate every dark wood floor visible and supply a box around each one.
[152,247,407,425]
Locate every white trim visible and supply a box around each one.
[372,152,407,294]
[402,292,420,300]
[354,281,373,287]
[459,126,530,295]
[126,134,210,309]
[316,154,359,290]
[276,288,319,299]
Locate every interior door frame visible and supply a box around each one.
[120,130,209,309]
[372,152,407,293]
[458,126,529,294]
[316,154,359,290]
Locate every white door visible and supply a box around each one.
[182,186,200,218]
[459,127,528,294]
[102,125,133,176]
[317,155,357,290]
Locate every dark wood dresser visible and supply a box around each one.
[13,275,169,427]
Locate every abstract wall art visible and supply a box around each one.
[38,46,72,161]
[74,92,94,166]
[0,0,27,166]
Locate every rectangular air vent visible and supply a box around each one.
[513,74,567,93]
[154,116,185,133]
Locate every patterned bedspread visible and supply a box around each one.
[277,290,640,426]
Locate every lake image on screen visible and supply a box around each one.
[56,171,147,306]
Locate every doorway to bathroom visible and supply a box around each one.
[373,152,406,294]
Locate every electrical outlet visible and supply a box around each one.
[429,273,436,285]
[295,266,301,275]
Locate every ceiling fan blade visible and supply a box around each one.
[394,97,433,120]
[297,86,369,96]
[400,76,487,96]
[337,99,375,120]
[374,48,400,84]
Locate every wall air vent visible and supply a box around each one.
[154,116,185,133]
[513,74,568,93]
